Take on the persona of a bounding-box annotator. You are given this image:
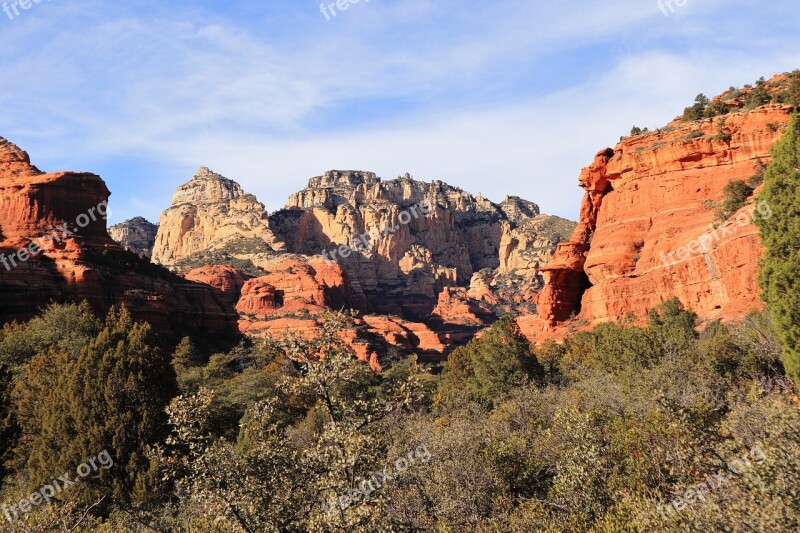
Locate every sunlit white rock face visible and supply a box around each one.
[109,217,158,258]
[275,169,571,319]
[151,167,283,267]
[170,167,245,205]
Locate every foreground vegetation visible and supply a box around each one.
[0,298,797,532]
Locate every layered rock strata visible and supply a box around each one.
[271,170,567,320]
[530,103,794,340]
[149,167,573,354]
[0,138,238,340]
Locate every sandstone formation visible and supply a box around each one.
[493,214,577,314]
[183,265,249,307]
[0,138,238,340]
[148,166,572,354]
[235,257,349,319]
[9,72,794,361]
[431,287,495,328]
[271,170,570,320]
[529,98,795,340]
[239,311,448,365]
[429,287,497,345]
[359,314,447,355]
[109,216,158,258]
[151,167,283,269]
[227,253,452,361]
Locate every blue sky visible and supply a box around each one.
[0,0,798,224]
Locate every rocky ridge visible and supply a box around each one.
[109,216,158,258]
[148,168,573,358]
[522,78,796,342]
[270,170,570,319]
[0,139,238,341]
[8,74,789,358]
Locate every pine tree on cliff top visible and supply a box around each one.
[755,112,800,382]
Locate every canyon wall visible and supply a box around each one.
[0,138,238,341]
[529,103,794,339]
[270,170,568,320]
[9,90,788,354]
[10,73,797,357]
[145,167,572,358]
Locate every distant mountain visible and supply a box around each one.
[108,216,158,259]
[4,72,795,354]
[147,168,574,359]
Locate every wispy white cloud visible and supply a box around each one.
[136,48,800,222]
[0,0,797,224]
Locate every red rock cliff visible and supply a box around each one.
[533,103,794,336]
[0,138,238,340]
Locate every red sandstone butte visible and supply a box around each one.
[527,103,793,342]
[0,137,238,339]
[235,256,448,363]
[235,257,348,318]
[184,265,249,307]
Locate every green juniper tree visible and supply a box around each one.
[683,93,710,121]
[746,77,771,109]
[754,113,800,382]
[12,307,175,506]
[0,302,101,483]
[439,315,543,406]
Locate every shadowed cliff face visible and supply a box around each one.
[529,103,795,339]
[0,138,238,341]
